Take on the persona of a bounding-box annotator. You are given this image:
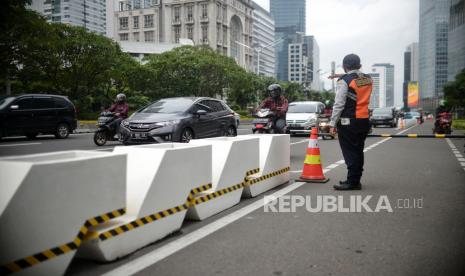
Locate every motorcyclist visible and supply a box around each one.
[434,100,450,129]
[108,93,129,136]
[258,84,289,133]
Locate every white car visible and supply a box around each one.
[286,101,325,135]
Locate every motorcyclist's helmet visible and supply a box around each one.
[116,93,126,103]
[267,84,282,99]
[325,100,331,106]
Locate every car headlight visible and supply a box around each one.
[154,120,180,127]
[122,120,129,127]
[320,122,328,127]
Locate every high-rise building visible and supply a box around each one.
[403,43,419,108]
[114,0,254,71]
[368,67,386,109]
[287,35,320,90]
[252,2,276,77]
[29,0,107,35]
[448,0,465,81]
[419,0,449,110]
[304,36,320,91]
[373,63,395,107]
[270,0,306,81]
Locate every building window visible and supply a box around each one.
[133,16,139,29]
[223,26,227,44]
[187,26,193,40]
[133,32,140,41]
[202,24,208,42]
[217,25,221,42]
[144,14,154,28]
[144,30,154,42]
[201,3,208,18]
[187,6,193,21]
[119,17,128,30]
[174,26,181,43]
[119,33,129,41]
[174,6,180,22]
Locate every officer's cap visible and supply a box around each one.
[343,54,362,70]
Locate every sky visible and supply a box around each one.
[254,0,419,106]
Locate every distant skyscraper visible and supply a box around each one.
[373,63,395,107]
[403,43,419,108]
[270,0,306,81]
[368,68,386,108]
[419,0,449,110]
[448,0,465,81]
[252,2,276,77]
[29,0,107,35]
[287,35,320,90]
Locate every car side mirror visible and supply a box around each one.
[195,110,207,116]
[10,105,19,110]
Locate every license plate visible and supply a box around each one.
[254,119,269,124]
[131,132,148,139]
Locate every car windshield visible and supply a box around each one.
[410,112,420,116]
[0,96,15,110]
[139,98,194,114]
[373,108,392,115]
[288,104,318,113]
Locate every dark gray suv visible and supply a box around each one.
[0,94,77,140]
[120,97,237,144]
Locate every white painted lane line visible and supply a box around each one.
[461,162,465,167]
[104,123,420,276]
[445,138,465,170]
[458,158,465,162]
[326,164,339,169]
[102,181,307,276]
[0,142,41,147]
[336,160,345,165]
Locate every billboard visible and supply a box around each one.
[407,81,419,108]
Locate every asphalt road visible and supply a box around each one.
[2,122,465,275]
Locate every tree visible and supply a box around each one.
[444,69,465,109]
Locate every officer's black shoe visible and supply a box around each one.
[333,180,362,191]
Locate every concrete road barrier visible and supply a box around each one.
[241,134,290,197]
[0,151,126,275]
[78,143,211,262]
[187,137,260,220]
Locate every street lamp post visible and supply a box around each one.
[235,38,284,76]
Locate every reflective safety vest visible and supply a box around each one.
[339,72,373,119]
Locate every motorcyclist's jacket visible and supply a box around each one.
[330,70,372,127]
[109,102,129,118]
[259,96,289,118]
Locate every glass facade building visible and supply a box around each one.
[448,0,465,81]
[270,0,306,81]
[252,2,276,77]
[31,0,107,35]
[419,0,449,106]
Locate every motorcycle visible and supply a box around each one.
[252,108,287,134]
[433,112,452,134]
[318,117,335,140]
[93,112,120,146]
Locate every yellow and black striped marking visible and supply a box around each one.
[0,208,125,275]
[95,183,213,241]
[246,167,291,186]
[192,168,260,205]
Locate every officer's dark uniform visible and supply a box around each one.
[336,72,373,187]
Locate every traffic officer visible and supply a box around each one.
[329,54,373,190]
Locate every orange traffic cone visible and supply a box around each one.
[299,128,329,183]
[399,118,405,129]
